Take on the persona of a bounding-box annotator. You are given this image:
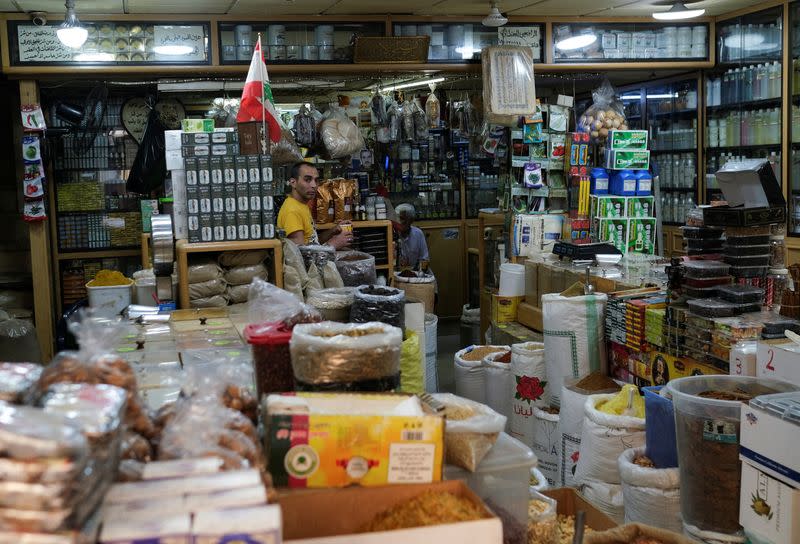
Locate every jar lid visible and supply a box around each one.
[244,322,293,345]
[769,268,789,274]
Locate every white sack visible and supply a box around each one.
[558,382,589,488]
[618,447,681,533]
[483,351,512,424]
[453,345,508,404]
[530,407,560,487]
[580,478,625,524]
[508,342,547,446]
[542,293,607,407]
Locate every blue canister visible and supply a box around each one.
[635,170,653,196]
[611,169,637,196]
[590,167,609,195]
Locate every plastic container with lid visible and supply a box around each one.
[726,225,771,237]
[687,297,736,317]
[730,341,757,376]
[683,285,719,299]
[724,234,770,246]
[769,236,786,267]
[444,432,536,535]
[611,170,637,196]
[732,302,762,315]
[716,284,764,304]
[684,276,732,288]
[634,170,652,196]
[590,167,610,195]
[761,315,800,336]
[766,267,791,310]
[683,260,730,278]
[243,322,294,400]
[667,376,799,536]
[723,244,771,256]
[724,254,771,267]
[730,265,769,278]
[681,226,724,239]
[686,238,726,251]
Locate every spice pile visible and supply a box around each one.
[360,490,488,533]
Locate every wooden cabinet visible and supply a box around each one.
[661,225,686,257]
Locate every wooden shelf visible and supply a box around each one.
[317,220,392,229]
[57,248,141,260]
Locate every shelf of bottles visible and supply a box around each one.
[791,3,800,235]
[705,6,784,205]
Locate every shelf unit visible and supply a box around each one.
[790,1,800,236]
[175,239,283,309]
[317,220,395,272]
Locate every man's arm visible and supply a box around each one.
[286,230,304,245]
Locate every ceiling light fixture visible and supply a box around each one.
[555,33,597,51]
[652,2,705,20]
[381,77,445,93]
[482,2,508,28]
[57,0,88,49]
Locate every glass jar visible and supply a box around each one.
[767,268,790,310]
[244,322,295,399]
[769,236,786,267]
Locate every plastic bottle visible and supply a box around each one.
[722,70,731,104]
[753,64,763,101]
[635,170,653,196]
[590,167,610,195]
[712,77,722,106]
[685,156,695,188]
[771,108,781,145]
[743,65,753,102]
[768,61,779,99]
[672,192,681,223]
[664,192,673,223]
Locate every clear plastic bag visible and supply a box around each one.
[299,244,336,270]
[218,250,269,268]
[0,403,87,461]
[0,362,41,403]
[289,321,403,389]
[224,263,268,286]
[187,260,223,283]
[350,285,405,331]
[335,251,377,287]
[321,261,344,289]
[577,79,628,145]
[425,87,440,129]
[431,392,507,472]
[120,431,152,462]
[401,99,415,141]
[371,92,388,126]
[412,98,428,140]
[527,490,558,544]
[320,105,364,158]
[248,277,321,328]
[271,127,304,165]
[305,287,355,322]
[482,46,537,126]
[388,101,402,143]
[40,383,126,448]
[188,278,227,300]
[181,352,259,422]
[293,106,318,148]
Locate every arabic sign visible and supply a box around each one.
[153,25,206,61]
[18,26,75,62]
[498,26,542,59]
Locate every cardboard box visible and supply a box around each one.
[222,157,236,185]
[198,185,212,214]
[524,260,539,306]
[491,320,542,345]
[236,182,249,212]
[199,214,212,242]
[740,397,800,488]
[541,487,617,530]
[596,218,628,253]
[641,350,724,386]
[211,212,225,242]
[592,195,627,218]
[181,131,210,145]
[704,159,786,227]
[608,129,648,150]
[211,130,239,144]
[210,184,224,214]
[517,302,543,332]
[739,460,800,544]
[164,129,182,151]
[279,480,502,543]
[209,157,223,185]
[187,214,200,243]
[184,157,199,186]
[236,211,250,240]
[235,156,249,185]
[182,118,214,132]
[755,342,800,386]
[537,263,567,299]
[193,505,280,544]
[265,393,444,488]
[238,122,267,156]
[627,218,656,255]
[165,148,184,170]
[627,196,654,218]
[100,514,191,543]
[197,158,210,185]
[604,149,650,170]
[491,295,522,323]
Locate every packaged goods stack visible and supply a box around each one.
[175,120,275,244]
[681,222,725,258]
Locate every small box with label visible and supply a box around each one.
[608,130,648,150]
[222,156,236,185]
[211,213,225,242]
[235,183,249,212]
[596,218,629,253]
[210,185,224,214]
[246,155,261,184]
[234,156,248,185]
[209,157,223,185]
[260,155,274,183]
[739,460,800,544]
[210,130,239,144]
[236,211,250,240]
[604,149,650,170]
[181,118,214,133]
[248,211,263,240]
[199,214,213,242]
[591,195,627,219]
[627,218,656,255]
[184,157,199,186]
[198,185,212,215]
[627,196,655,218]
[224,212,238,241]
[566,132,590,168]
[187,214,200,243]
[197,158,211,185]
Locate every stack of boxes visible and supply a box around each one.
[590,194,656,254]
[165,120,275,244]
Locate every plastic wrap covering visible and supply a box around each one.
[227,284,250,304]
[289,321,403,391]
[188,278,227,300]
[187,260,223,284]
[157,397,262,470]
[320,106,364,158]
[425,88,440,128]
[350,285,405,331]
[481,46,537,126]
[431,393,507,472]
[371,93,388,126]
[271,128,304,165]
[335,251,377,287]
[38,312,156,439]
[0,404,87,462]
[577,79,628,145]
[180,352,259,423]
[299,244,336,271]
[305,287,355,322]
[224,263,268,286]
[218,250,269,268]
[0,362,41,403]
[248,278,321,328]
[120,431,152,463]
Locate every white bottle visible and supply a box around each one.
[686,156,695,188]
[673,192,682,223]
[686,195,696,217]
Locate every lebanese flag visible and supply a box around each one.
[236,36,281,143]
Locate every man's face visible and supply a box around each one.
[290,165,320,202]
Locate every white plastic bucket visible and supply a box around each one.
[87,281,133,317]
[499,263,525,296]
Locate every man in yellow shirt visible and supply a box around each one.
[277,161,351,248]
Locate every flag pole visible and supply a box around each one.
[257,34,268,155]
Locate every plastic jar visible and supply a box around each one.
[769,235,786,267]
[767,267,790,310]
[244,322,294,399]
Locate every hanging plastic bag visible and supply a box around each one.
[293,106,318,148]
[412,98,428,140]
[387,100,401,143]
[425,85,440,129]
[577,78,628,145]
[271,127,304,165]
[401,98,416,141]
[320,105,364,158]
[126,107,167,194]
[371,92,388,126]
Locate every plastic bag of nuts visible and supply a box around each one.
[182,355,259,422]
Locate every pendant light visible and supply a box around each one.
[652,2,705,20]
[482,2,508,27]
[57,0,88,49]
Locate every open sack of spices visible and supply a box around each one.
[431,393,507,472]
[584,523,694,544]
[289,321,403,392]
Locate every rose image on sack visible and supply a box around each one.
[515,375,546,404]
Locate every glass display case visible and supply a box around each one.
[218,22,384,63]
[552,22,709,62]
[9,21,210,65]
[790,2,800,235]
[704,6,783,204]
[619,78,700,226]
[393,22,543,63]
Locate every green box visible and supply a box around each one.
[592,195,627,219]
[140,199,159,233]
[181,118,214,133]
[627,197,655,218]
[608,130,648,150]
[628,218,656,255]
[597,218,629,253]
[604,149,650,170]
